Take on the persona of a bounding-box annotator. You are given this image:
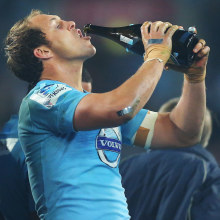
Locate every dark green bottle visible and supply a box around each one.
[83,24,199,67]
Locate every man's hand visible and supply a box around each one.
[141,21,179,64]
[165,39,210,83]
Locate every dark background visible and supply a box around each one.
[0,0,219,162]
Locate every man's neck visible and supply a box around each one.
[40,59,84,92]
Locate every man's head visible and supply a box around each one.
[5,10,96,84]
[5,10,48,83]
[159,98,212,148]
[82,68,93,92]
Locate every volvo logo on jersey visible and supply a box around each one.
[96,127,122,168]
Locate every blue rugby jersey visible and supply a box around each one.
[18,80,148,220]
[0,115,35,220]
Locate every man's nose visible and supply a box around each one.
[67,21,75,31]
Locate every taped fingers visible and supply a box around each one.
[151,21,163,32]
[198,39,206,48]
[142,21,150,27]
[197,46,210,57]
[158,22,172,34]
[193,39,206,53]
[165,25,179,38]
[141,21,152,37]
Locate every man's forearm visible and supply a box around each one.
[170,79,206,142]
[110,60,164,118]
[74,60,164,131]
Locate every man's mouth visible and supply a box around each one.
[76,29,83,38]
[76,29,91,40]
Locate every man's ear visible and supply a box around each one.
[33,46,53,60]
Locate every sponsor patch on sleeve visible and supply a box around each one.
[30,84,72,108]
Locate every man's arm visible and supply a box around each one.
[74,21,178,130]
[133,40,210,148]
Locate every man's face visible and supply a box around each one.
[29,14,96,60]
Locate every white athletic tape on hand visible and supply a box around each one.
[148,39,163,44]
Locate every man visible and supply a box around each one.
[4,9,209,220]
[0,115,39,220]
[120,99,220,220]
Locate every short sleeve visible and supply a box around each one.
[121,109,148,146]
[26,83,88,134]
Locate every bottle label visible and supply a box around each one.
[120,35,134,45]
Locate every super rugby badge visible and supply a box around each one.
[30,84,72,108]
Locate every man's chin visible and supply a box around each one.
[85,47,96,59]
[91,47,96,56]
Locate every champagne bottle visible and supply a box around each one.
[83,23,199,67]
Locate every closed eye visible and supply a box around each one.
[56,22,62,29]
[56,20,63,29]
[49,16,62,29]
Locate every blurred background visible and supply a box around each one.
[0,0,219,162]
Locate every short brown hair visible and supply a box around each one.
[4,9,50,84]
[159,98,213,147]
